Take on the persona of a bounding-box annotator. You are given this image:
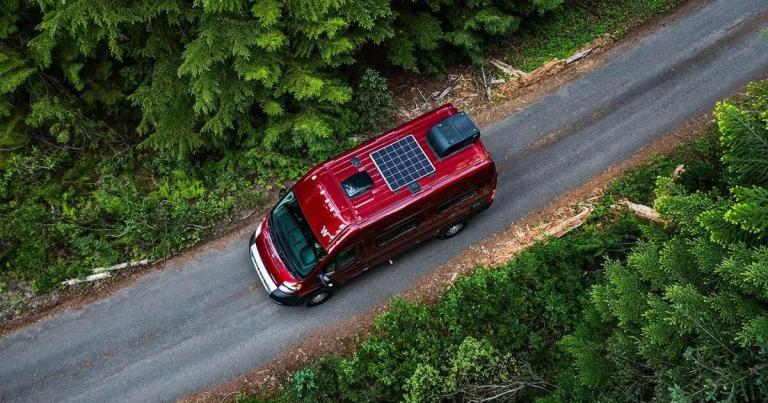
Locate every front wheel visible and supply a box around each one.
[305,289,333,307]
[439,221,466,239]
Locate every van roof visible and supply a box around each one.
[292,104,489,250]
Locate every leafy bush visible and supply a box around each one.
[0,147,262,292]
[353,69,394,133]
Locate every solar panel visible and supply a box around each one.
[370,135,435,192]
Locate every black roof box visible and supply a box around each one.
[426,112,480,158]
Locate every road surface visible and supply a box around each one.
[2,1,768,401]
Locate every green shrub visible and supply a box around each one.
[353,69,394,133]
[0,146,263,292]
[607,131,723,205]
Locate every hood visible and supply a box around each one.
[292,169,354,250]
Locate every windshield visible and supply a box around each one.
[268,191,326,278]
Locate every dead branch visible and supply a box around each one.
[481,65,491,102]
[416,87,432,109]
[615,199,665,224]
[488,58,527,78]
[61,272,111,286]
[62,259,152,285]
[397,108,414,119]
[671,164,686,179]
[566,47,594,64]
[436,86,453,102]
[537,207,593,240]
[240,209,259,221]
[91,259,151,274]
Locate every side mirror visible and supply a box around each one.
[278,188,288,198]
[319,274,333,289]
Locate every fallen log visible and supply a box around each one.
[566,47,594,64]
[92,259,151,274]
[520,59,566,86]
[614,199,665,224]
[536,207,594,240]
[488,58,527,78]
[61,272,111,286]
[61,259,152,286]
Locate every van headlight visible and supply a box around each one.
[278,281,302,293]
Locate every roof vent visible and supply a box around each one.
[341,171,373,198]
[426,112,480,158]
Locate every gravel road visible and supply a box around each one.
[2,1,768,401]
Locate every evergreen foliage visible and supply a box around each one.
[1,0,568,308]
[563,80,768,401]
[0,0,562,162]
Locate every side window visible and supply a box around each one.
[437,188,479,213]
[375,220,417,246]
[325,245,358,274]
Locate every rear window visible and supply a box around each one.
[342,171,374,198]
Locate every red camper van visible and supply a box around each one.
[248,104,496,306]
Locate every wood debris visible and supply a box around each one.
[535,207,594,240]
[390,31,618,126]
[488,58,527,78]
[566,47,594,64]
[62,272,111,286]
[61,259,152,286]
[520,59,566,87]
[614,199,665,224]
[435,86,453,102]
[92,259,151,274]
[671,164,686,179]
[481,64,491,101]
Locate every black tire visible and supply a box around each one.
[439,220,466,239]
[305,289,333,307]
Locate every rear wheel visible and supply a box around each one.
[305,289,333,307]
[440,221,466,239]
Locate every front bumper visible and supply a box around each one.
[248,226,303,306]
[268,288,303,306]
